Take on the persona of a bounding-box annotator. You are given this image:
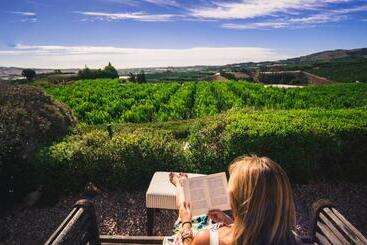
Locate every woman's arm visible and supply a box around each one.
[179,202,210,245]
[179,202,194,245]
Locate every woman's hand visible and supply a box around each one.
[208,209,233,225]
[180,201,192,224]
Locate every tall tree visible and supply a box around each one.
[22,69,36,82]
[128,72,137,83]
[137,70,147,83]
[104,62,119,78]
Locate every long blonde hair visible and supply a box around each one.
[228,155,296,245]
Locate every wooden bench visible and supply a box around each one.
[308,199,367,245]
[45,199,164,245]
[46,199,366,245]
[45,199,101,245]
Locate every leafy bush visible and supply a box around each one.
[22,69,36,82]
[37,129,186,193]
[36,108,367,194]
[78,63,119,79]
[0,83,76,206]
[188,109,367,183]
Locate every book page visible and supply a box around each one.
[206,173,231,211]
[183,172,230,216]
[183,176,210,216]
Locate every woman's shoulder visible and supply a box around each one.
[192,229,210,245]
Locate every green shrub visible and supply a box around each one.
[78,63,119,79]
[36,108,367,194]
[36,129,186,193]
[0,83,76,206]
[188,109,367,182]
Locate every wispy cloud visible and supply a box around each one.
[189,0,353,20]
[223,21,290,30]
[0,44,293,68]
[222,12,348,30]
[143,0,179,7]
[74,11,176,22]
[11,11,38,22]
[220,3,367,30]
[76,1,367,27]
[11,11,36,16]
[102,0,179,7]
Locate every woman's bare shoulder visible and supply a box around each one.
[192,229,210,245]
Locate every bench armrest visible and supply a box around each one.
[45,199,101,245]
[309,199,367,244]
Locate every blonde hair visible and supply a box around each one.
[228,155,296,245]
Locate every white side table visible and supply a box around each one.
[145,171,205,235]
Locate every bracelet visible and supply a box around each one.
[181,228,193,241]
[181,221,192,228]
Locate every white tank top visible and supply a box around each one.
[209,223,221,245]
[208,227,302,245]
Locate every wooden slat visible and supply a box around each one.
[316,232,332,245]
[317,221,343,245]
[52,208,85,244]
[324,208,365,245]
[100,235,164,244]
[323,208,355,243]
[45,207,79,244]
[319,212,349,245]
[332,208,367,245]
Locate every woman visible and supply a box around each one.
[168,155,299,245]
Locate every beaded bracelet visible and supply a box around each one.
[181,221,192,228]
[181,228,194,242]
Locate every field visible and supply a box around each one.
[46,79,367,124]
[2,78,367,206]
[32,78,367,193]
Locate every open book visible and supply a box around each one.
[183,172,231,216]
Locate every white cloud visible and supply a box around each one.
[11,11,38,22]
[223,13,347,29]
[223,21,290,30]
[11,11,36,16]
[221,4,367,29]
[333,4,367,14]
[189,0,353,20]
[74,11,176,22]
[101,0,179,7]
[0,44,293,68]
[143,0,179,7]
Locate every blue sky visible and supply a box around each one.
[0,0,366,68]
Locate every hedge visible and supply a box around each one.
[35,108,367,195]
[0,83,76,206]
[188,108,367,182]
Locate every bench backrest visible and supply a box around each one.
[45,199,100,245]
[309,199,367,245]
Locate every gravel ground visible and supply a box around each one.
[0,182,366,245]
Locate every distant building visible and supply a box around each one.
[230,72,251,80]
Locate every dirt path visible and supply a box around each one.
[1,182,366,244]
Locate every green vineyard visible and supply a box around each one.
[46,79,367,124]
